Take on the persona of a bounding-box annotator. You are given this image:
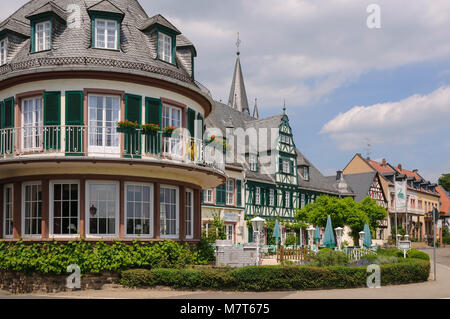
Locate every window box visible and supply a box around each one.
[140,123,160,135]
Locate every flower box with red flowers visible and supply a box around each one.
[163,126,177,137]
[117,120,139,133]
[140,123,160,135]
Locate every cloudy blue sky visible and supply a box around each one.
[2,0,450,182]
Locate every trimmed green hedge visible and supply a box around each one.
[0,241,208,275]
[120,259,430,291]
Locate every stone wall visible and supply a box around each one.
[0,271,119,294]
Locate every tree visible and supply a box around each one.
[438,174,450,192]
[360,197,388,235]
[295,195,379,245]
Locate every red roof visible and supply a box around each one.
[437,186,450,216]
[368,160,395,174]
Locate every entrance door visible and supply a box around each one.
[88,95,120,156]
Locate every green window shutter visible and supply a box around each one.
[216,184,226,205]
[0,101,4,130]
[187,108,196,138]
[279,157,283,173]
[290,159,294,175]
[125,94,142,157]
[65,91,84,155]
[1,98,14,155]
[236,180,242,207]
[145,97,161,154]
[44,92,60,149]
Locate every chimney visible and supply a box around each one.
[398,164,402,171]
[336,170,343,181]
[382,158,386,166]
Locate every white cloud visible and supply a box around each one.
[321,86,450,150]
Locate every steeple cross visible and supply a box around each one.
[236,32,241,55]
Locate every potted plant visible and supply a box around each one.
[163,126,177,137]
[117,120,139,133]
[140,123,160,135]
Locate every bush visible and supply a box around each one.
[0,240,209,275]
[308,248,349,267]
[119,259,429,291]
[374,256,398,265]
[406,249,430,261]
[120,269,155,287]
[285,234,297,246]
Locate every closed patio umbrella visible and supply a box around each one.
[272,220,281,245]
[314,226,321,245]
[363,223,372,248]
[323,215,336,248]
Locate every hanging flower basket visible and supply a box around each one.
[117,120,139,133]
[140,123,160,135]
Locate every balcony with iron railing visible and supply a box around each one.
[0,125,226,173]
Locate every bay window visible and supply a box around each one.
[186,190,194,239]
[0,39,6,65]
[22,182,42,237]
[160,186,179,238]
[86,181,119,236]
[50,182,79,236]
[158,32,173,63]
[35,21,51,52]
[94,19,118,49]
[226,180,235,205]
[3,185,13,237]
[125,183,153,237]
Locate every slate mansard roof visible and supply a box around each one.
[0,0,208,102]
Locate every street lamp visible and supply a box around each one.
[359,231,365,248]
[335,227,343,251]
[307,226,315,249]
[251,217,266,266]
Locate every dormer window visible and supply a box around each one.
[94,19,118,50]
[0,39,6,65]
[158,32,173,63]
[34,21,51,52]
[249,154,258,172]
[300,165,310,181]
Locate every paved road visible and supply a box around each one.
[1,248,449,299]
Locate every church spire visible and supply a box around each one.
[228,32,250,114]
[253,98,259,119]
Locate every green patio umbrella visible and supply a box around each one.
[272,220,281,245]
[323,215,336,248]
[363,223,372,248]
[314,226,321,245]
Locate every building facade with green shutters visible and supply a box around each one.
[0,0,226,242]
[201,50,354,245]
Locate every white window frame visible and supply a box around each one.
[35,21,51,52]
[94,18,118,50]
[162,104,182,156]
[160,185,179,239]
[186,189,194,239]
[226,180,235,206]
[303,166,310,181]
[249,154,258,172]
[85,181,120,238]
[124,182,154,238]
[3,184,13,238]
[205,189,213,204]
[255,187,261,205]
[0,38,7,65]
[269,189,275,207]
[285,191,290,208]
[282,158,290,174]
[21,182,42,238]
[158,32,173,63]
[49,180,80,238]
[88,94,121,156]
[22,96,43,152]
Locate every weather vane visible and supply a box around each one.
[236,32,241,55]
